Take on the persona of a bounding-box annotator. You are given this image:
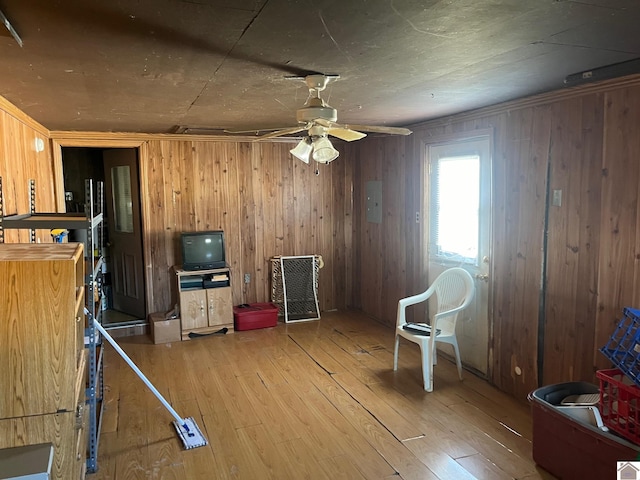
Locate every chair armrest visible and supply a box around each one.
[396,287,436,326]
[398,285,436,309]
[432,298,473,327]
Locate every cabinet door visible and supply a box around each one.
[179,290,208,330]
[0,251,79,417]
[206,287,233,327]
[0,411,83,480]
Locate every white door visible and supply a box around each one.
[427,137,491,376]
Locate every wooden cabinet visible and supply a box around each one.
[175,267,233,339]
[0,243,87,480]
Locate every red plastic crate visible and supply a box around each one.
[597,368,640,445]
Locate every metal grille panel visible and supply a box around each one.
[271,255,320,323]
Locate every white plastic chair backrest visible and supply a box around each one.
[432,268,475,335]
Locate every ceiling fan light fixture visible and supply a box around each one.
[290,137,312,163]
[312,136,339,164]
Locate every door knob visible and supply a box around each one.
[475,273,489,282]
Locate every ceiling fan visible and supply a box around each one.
[225,74,412,165]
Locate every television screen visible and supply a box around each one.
[181,231,226,271]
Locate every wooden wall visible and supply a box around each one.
[350,137,412,325]
[346,75,640,400]
[5,73,640,402]
[0,97,55,243]
[140,139,353,314]
[38,134,354,317]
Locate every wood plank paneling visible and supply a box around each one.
[509,106,551,399]
[260,143,281,302]
[543,96,603,385]
[0,110,56,243]
[352,139,386,319]
[351,80,640,399]
[136,139,351,314]
[381,137,407,324]
[238,141,258,302]
[596,87,640,368]
[346,142,363,309]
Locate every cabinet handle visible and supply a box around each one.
[200,300,205,314]
[209,300,214,316]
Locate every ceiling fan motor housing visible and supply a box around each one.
[297,106,337,123]
[297,95,338,124]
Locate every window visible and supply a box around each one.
[111,165,134,233]
[428,138,489,266]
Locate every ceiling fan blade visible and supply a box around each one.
[314,118,366,141]
[256,125,307,140]
[339,124,413,136]
[327,127,367,142]
[223,126,299,134]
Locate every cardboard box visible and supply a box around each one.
[149,312,181,344]
[233,303,278,331]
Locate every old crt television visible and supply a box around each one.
[180,230,226,271]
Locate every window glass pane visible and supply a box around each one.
[111,166,133,233]
[433,155,479,262]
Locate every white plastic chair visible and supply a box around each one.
[393,267,475,392]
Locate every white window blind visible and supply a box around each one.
[430,153,480,263]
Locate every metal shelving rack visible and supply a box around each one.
[0,177,105,474]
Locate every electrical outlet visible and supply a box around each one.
[415,212,420,223]
[244,273,251,284]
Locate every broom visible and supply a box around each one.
[93,318,208,449]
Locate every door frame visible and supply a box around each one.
[51,135,152,315]
[420,128,495,380]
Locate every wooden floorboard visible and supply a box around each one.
[87,310,557,479]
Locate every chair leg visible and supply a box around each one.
[393,334,400,371]
[419,343,433,392]
[451,339,463,380]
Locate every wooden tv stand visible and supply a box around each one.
[174,266,233,340]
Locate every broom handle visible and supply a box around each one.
[92,318,187,427]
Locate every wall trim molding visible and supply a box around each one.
[0,95,50,136]
[50,131,299,144]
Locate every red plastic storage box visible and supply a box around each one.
[233,303,279,331]
[529,381,640,480]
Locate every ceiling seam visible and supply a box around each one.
[185,0,270,112]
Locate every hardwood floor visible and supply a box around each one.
[87,310,557,479]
